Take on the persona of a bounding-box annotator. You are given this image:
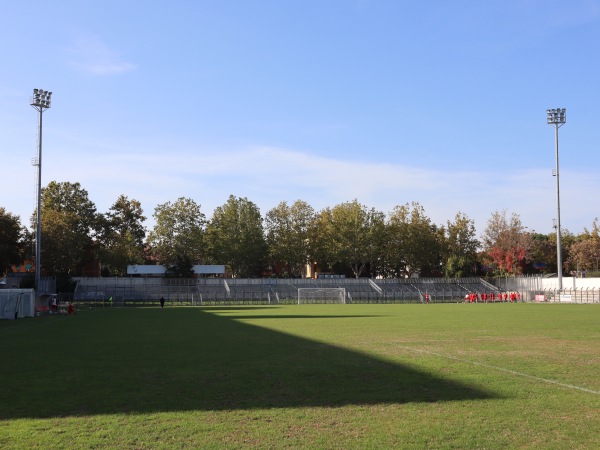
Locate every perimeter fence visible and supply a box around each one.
[68,277,529,306]
[534,287,600,304]
[491,275,600,303]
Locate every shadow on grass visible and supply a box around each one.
[0,308,496,419]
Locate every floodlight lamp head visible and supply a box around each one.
[546,107,565,125]
[31,88,52,109]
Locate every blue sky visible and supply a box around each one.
[2,0,599,237]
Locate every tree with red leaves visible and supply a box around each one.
[482,210,532,275]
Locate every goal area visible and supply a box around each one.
[297,288,346,304]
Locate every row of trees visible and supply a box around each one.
[1,181,599,280]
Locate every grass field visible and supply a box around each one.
[1,303,598,449]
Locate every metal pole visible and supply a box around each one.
[31,89,51,297]
[35,108,43,295]
[554,124,563,291]
[548,108,565,291]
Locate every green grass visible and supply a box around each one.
[1,304,598,449]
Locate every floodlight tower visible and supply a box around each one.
[30,89,52,296]
[546,108,566,291]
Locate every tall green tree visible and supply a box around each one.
[0,207,25,275]
[442,212,480,277]
[309,200,385,278]
[164,254,195,278]
[39,181,100,275]
[97,195,147,276]
[265,200,315,277]
[386,202,440,278]
[146,197,205,266]
[204,195,267,277]
[41,181,98,236]
[481,210,532,275]
[565,218,600,274]
[527,233,555,274]
[308,207,336,274]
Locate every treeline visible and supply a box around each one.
[1,181,599,280]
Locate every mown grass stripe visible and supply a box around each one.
[400,345,600,395]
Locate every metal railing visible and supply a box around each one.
[68,276,599,305]
[536,287,600,304]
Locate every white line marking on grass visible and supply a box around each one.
[399,346,600,395]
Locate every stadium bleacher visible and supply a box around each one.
[71,276,501,305]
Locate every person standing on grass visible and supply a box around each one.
[160,297,165,308]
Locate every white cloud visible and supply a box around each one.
[68,35,136,76]
[5,142,598,237]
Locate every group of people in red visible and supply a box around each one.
[464,292,521,303]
